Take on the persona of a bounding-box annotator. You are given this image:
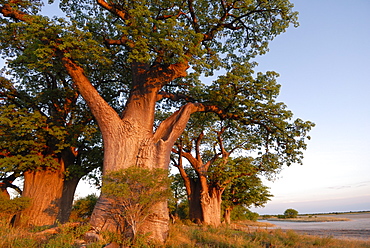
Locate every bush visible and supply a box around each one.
[284,208,298,218]
[102,167,172,241]
[70,194,98,222]
[230,206,259,221]
[0,195,30,224]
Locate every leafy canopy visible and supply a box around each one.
[1,0,298,87]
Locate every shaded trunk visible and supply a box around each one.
[15,168,65,227]
[188,179,202,223]
[58,177,81,223]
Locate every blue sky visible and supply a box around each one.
[250,0,370,214]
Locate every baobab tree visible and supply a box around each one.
[171,63,313,226]
[1,0,303,242]
[0,71,103,226]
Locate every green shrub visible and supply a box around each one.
[0,195,30,214]
[230,206,259,221]
[0,195,30,224]
[284,208,298,218]
[277,214,286,219]
[70,194,98,222]
[102,167,172,242]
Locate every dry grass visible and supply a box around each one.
[1,219,370,247]
[165,221,370,248]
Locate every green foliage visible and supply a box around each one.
[222,175,272,211]
[102,167,172,238]
[169,173,189,220]
[284,208,299,218]
[70,194,98,222]
[0,104,67,172]
[0,46,103,185]
[0,195,30,218]
[230,206,259,222]
[1,0,300,91]
[56,0,298,68]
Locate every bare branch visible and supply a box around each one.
[96,0,129,21]
[0,3,28,21]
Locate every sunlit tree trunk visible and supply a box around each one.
[181,171,223,226]
[63,58,196,242]
[199,176,222,226]
[15,150,82,227]
[16,167,65,227]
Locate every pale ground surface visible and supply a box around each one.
[258,213,370,241]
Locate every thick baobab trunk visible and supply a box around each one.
[187,187,223,226]
[200,187,222,226]
[63,58,195,243]
[16,168,65,227]
[186,177,223,226]
[15,153,81,227]
[89,121,174,242]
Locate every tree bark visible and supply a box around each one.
[15,151,82,227]
[188,179,203,224]
[16,168,65,227]
[185,176,223,226]
[62,57,199,243]
[58,177,80,223]
[176,147,223,226]
[200,187,222,226]
[223,206,233,225]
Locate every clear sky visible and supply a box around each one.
[250,0,370,214]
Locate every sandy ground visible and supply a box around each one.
[291,229,370,241]
[259,213,370,241]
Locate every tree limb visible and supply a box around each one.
[96,0,129,21]
[0,3,28,21]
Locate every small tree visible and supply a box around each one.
[102,167,172,241]
[284,208,298,218]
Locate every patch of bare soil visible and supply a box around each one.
[291,229,370,241]
[263,216,351,222]
[231,221,276,233]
